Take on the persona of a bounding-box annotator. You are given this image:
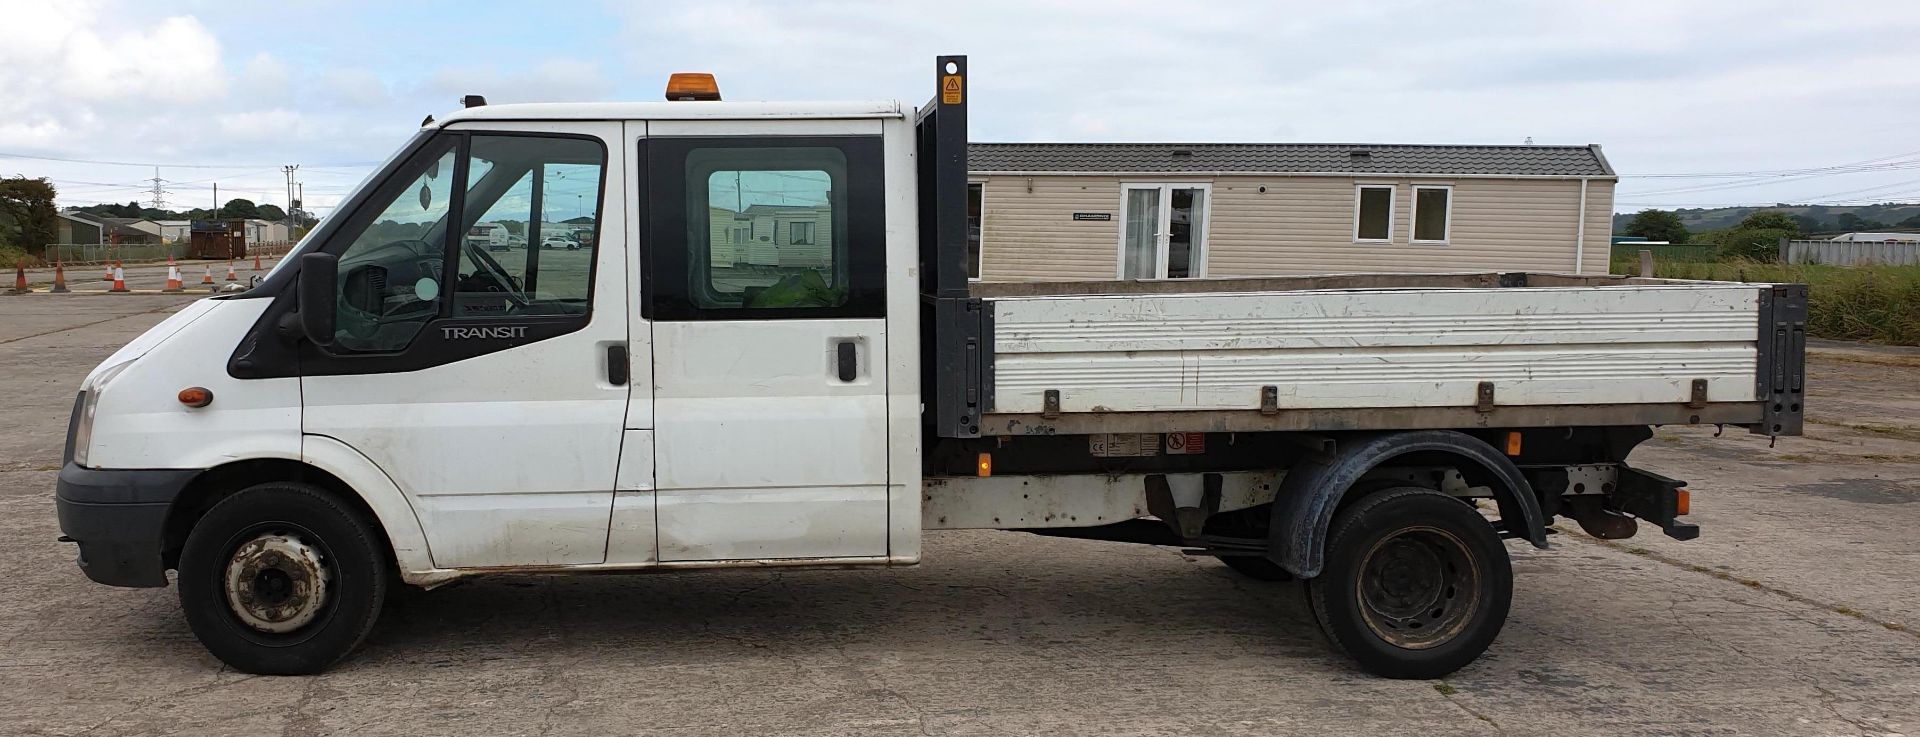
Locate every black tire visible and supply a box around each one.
[1307,487,1510,679]
[176,482,389,675]
[1219,555,1294,581]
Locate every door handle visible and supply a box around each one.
[606,345,629,386]
[836,340,857,382]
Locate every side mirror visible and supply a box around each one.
[297,252,338,346]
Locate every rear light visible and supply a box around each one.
[1675,488,1690,516]
[976,453,992,477]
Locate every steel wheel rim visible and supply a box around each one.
[222,529,333,634]
[1354,525,1480,650]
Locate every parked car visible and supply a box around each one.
[541,236,577,250]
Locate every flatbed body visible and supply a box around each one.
[965,273,1798,435]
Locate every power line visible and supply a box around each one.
[1622,149,1920,179]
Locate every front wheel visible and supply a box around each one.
[176,482,389,675]
[1307,487,1511,679]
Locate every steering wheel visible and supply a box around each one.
[460,237,531,310]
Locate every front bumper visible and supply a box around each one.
[55,464,200,588]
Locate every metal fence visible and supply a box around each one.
[41,241,297,266]
[1781,238,1920,266]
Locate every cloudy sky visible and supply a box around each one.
[3,0,1918,217]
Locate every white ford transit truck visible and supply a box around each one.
[55,56,1807,678]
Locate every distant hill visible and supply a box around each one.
[1613,202,1920,236]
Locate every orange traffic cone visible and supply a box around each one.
[102,261,114,281]
[51,261,70,293]
[109,265,128,293]
[200,265,214,286]
[6,264,27,294]
[162,261,184,293]
[225,260,238,281]
[252,251,262,271]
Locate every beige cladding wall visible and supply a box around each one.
[975,174,1615,281]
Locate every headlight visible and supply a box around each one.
[72,359,135,469]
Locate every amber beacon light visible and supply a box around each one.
[664,73,721,101]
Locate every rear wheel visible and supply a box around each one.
[1307,487,1510,679]
[176,482,389,675]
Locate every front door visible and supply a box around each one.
[639,131,892,562]
[1120,183,1210,279]
[301,121,629,568]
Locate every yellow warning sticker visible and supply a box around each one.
[941,75,963,104]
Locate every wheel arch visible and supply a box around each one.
[1265,430,1547,579]
[162,459,381,569]
[161,439,436,579]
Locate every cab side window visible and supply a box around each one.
[692,149,845,309]
[454,135,604,317]
[642,136,885,321]
[321,133,606,356]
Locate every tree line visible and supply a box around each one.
[70,197,308,225]
[1623,207,1919,261]
[2,173,321,253]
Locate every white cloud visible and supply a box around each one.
[423,59,612,104]
[57,15,225,101]
[240,52,290,91]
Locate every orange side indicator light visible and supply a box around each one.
[976,453,992,477]
[1504,431,1522,456]
[1675,488,1690,516]
[178,387,213,408]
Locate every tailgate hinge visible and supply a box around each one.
[1688,378,1709,409]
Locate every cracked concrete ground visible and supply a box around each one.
[2,293,1917,736]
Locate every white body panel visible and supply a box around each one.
[651,319,889,560]
[989,284,1760,414]
[83,299,302,470]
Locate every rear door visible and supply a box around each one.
[639,123,892,561]
[300,121,629,568]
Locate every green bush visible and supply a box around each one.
[1691,226,1787,261]
[0,244,45,269]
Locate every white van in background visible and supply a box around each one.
[466,221,513,251]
